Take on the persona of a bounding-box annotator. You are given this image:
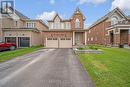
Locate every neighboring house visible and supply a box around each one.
[87,8,130,47]
[0,7,48,48]
[43,8,87,48]
[0,7,130,48]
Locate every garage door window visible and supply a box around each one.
[53,38,58,40]
[66,38,71,40]
[61,38,65,40]
[47,38,52,40]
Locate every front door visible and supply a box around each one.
[75,32,83,45]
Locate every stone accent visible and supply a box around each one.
[74,49,103,54]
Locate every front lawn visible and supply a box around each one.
[0,46,43,63]
[79,47,130,87]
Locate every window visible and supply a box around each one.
[61,38,65,40]
[111,17,118,25]
[91,37,93,41]
[75,18,80,28]
[53,38,58,40]
[14,21,18,27]
[54,22,60,29]
[26,22,36,28]
[66,22,70,29]
[66,38,71,40]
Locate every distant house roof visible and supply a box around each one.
[0,7,29,19]
[87,7,127,30]
[126,16,130,20]
[9,7,29,19]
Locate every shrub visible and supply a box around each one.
[88,44,102,50]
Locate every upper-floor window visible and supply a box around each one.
[54,21,60,29]
[111,16,118,25]
[75,18,80,28]
[26,22,36,28]
[66,22,70,29]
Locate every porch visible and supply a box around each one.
[72,30,87,46]
[107,24,130,47]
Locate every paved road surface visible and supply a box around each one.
[0,49,95,87]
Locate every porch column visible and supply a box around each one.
[73,31,75,46]
[85,31,87,45]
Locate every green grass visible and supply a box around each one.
[79,47,130,87]
[0,46,43,63]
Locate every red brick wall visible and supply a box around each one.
[70,14,84,29]
[87,20,111,45]
[128,34,130,45]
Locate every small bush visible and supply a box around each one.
[78,47,84,50]
[88,44,102,50]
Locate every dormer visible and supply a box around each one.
[70,7,86,30]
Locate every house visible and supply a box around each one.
[0,7,130,48]
[87,8,130,47]
[43,8,87,48]
[0,7,48,48]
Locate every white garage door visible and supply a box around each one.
[46,38,58,48]
[46,38,72,48]
[59,38,72,48]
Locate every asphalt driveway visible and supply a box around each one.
[0,49,94,87]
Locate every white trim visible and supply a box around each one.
[117,25,130,27]
[129,29,130,34]
[85,31,87,45]
[45,38,47,47]
[73,32,75,45]
[118,28,130,30]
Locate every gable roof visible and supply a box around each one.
[9,7,29,19]
[87,7,127,30]
[48,13,70,22]
[127,16,130,20]
[70,7,86,20]
[0,7,29,19]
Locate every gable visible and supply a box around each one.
[54,16,61,22]
[108,8,127,21]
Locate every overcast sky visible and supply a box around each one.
[15,0,130,27]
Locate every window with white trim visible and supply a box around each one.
[66,22,70,29]
[26,22,36,28]
[53,21,60,29]
[75,18,80,28]
[111,16,118,25]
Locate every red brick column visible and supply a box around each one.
[114,34,120,47]
[128,34,130,45]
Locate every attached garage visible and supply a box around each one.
[5,37,16,44]
[46,38,58,48]
[46,37,72,48]
[59,38,72,48]
[18,37,30,47]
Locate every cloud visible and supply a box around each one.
[78,0,107,5]
[36,11,65,21]
[36,11,56,21]
[49,0,55,5]
[111,0,130,11]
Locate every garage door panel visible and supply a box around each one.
[46,38,72,48]
[46,38,58,48]
[59,38,72,48]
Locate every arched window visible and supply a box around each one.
[75,18,80,28]
[111,16,118,25]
